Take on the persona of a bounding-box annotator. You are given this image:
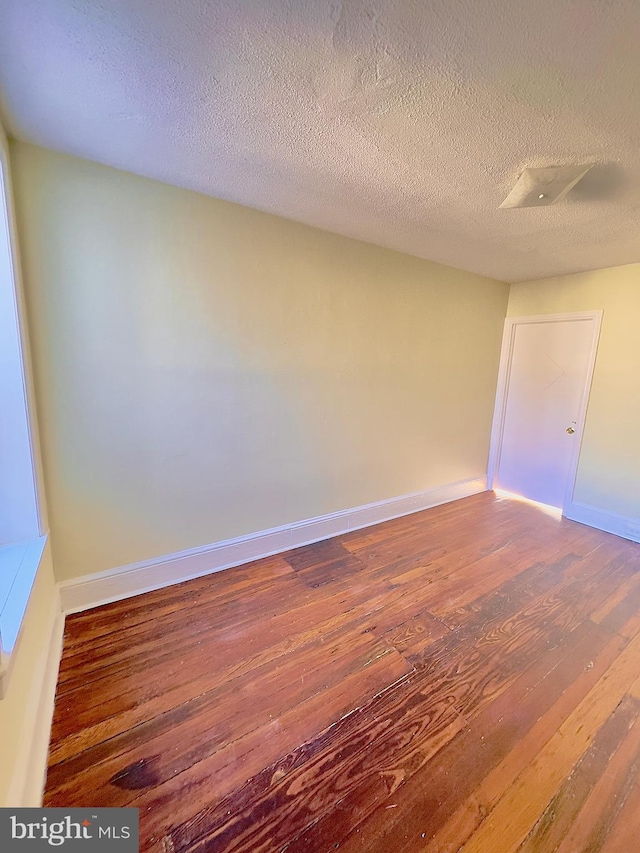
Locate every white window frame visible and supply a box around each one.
[0,124,49,698]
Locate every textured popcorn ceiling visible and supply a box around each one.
[1,0,640,282]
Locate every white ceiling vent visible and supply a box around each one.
[500,165,594,209]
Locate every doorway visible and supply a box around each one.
[488,312,602,511]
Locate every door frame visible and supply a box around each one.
[487,310,603,513]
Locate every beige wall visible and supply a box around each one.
[12,142,509,581]
[0,543,58,805]
[508,264,640,520]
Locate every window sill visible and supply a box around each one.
[0,535,47,699]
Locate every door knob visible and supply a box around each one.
[566,427,575,434]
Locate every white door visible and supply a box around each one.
[490,313,601,510]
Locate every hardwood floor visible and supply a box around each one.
[45,491,640,852]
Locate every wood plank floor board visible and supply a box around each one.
[55,569,393,701]
[281,619,620,853]
[51,598,397,749]
[121,646,416,851]
[553,710,640,853]
[164,679,467,853]
[517,694,640,853]
[338,620,624,853]
[45,492,640,852]
[46,637,414,811]
[139,612,602,852]
[47,631,411,799]
[51,579,400,745]
[455,630,640,853]
[61,555,298,648]
[599,774,640,852]
[421,633,633,853]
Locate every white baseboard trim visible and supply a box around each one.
[59,477,487,614]
[8,590,64,806]
[564,501,640,544]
